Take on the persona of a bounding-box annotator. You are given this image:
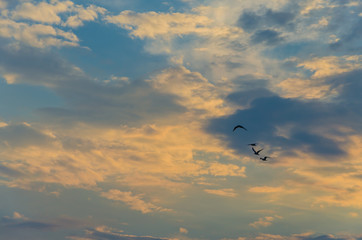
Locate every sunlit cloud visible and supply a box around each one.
[0,0,106,48]
[101,189,172,213]
[277,78,336,100]
[12,0,73,24]
[72,225,172,240]
[179,227,188,234]
[0,18,79,48]
[298,55,362,79]
[248,186,285,193]
[204,188,237,198]
[105,10,242,39]
[249,215,282,229]
[0,0,362,239]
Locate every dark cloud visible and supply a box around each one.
[329,18,362,52]
[206,69,362,160]
[226,88,275,107]
[237,11,260,31]
[265,9,295,26]
[251,29,284,45]
[0,164,24,177]
[1,215,57,230]
[84,227,170,240]
[302,235,347,240]
[236,8,295,32]
[6,221,57,230]
[206,94,349,159]
[0,123,54,148]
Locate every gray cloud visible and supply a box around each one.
[0,123,54,148]
[1,215,57,230]
[251,29,284,45]
[83,227,170,240]
[0,164,24,177]
[236,8,296,32]
[0,45,185,127]
[206,69,362,160]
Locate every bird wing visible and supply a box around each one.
[256,148,264,154]
[233,125,247,131]
[252,147,257,153]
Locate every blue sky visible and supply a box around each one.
[0,0,362,239]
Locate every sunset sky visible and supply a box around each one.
[0,0,362,239]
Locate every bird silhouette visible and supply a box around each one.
[248,143,258,146]
[233,125,247,131]
[260,156,270,161]
[252,147,263,155]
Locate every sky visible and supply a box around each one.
[0,0,362,239]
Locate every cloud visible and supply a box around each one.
[148,66,229,117]
[237,8,295,32]
[1,212,57,230]
[249,216,280,228]
[179,227,188,234]
[207,162,246,177]
[105,10,242,39]
[251,29,284,45]
[204,188,237,197]
[63,4,107,28]
[101,189,172,213]
[276,78,336,100]
[74,225,172,240]
[240,232,362,240]
[0,163,24,178]
[11,0,106,28]
[0,18,79,48]
[298,55,362,79]
[248,186,285,193]
[0,0,106,48]
[12,0,74,24]
[0,0,6,9]
[0,122,55,149]
[207,94,351,160]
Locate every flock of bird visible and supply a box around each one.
[233,125,271,161]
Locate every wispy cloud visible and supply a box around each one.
[101,189,172,213]
[249,215,282,228]
[204,188,237,197]
[71,225,172,240]
[105,10,242,39]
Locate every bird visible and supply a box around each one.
[233,125,247,131]
[247,143,258,146]
[260,156,270,161]
[252,147,263,155]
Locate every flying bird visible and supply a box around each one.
[247,143,258,146]
[260,156,270,161]
[252,147,263,155]
[233,125,247,131]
